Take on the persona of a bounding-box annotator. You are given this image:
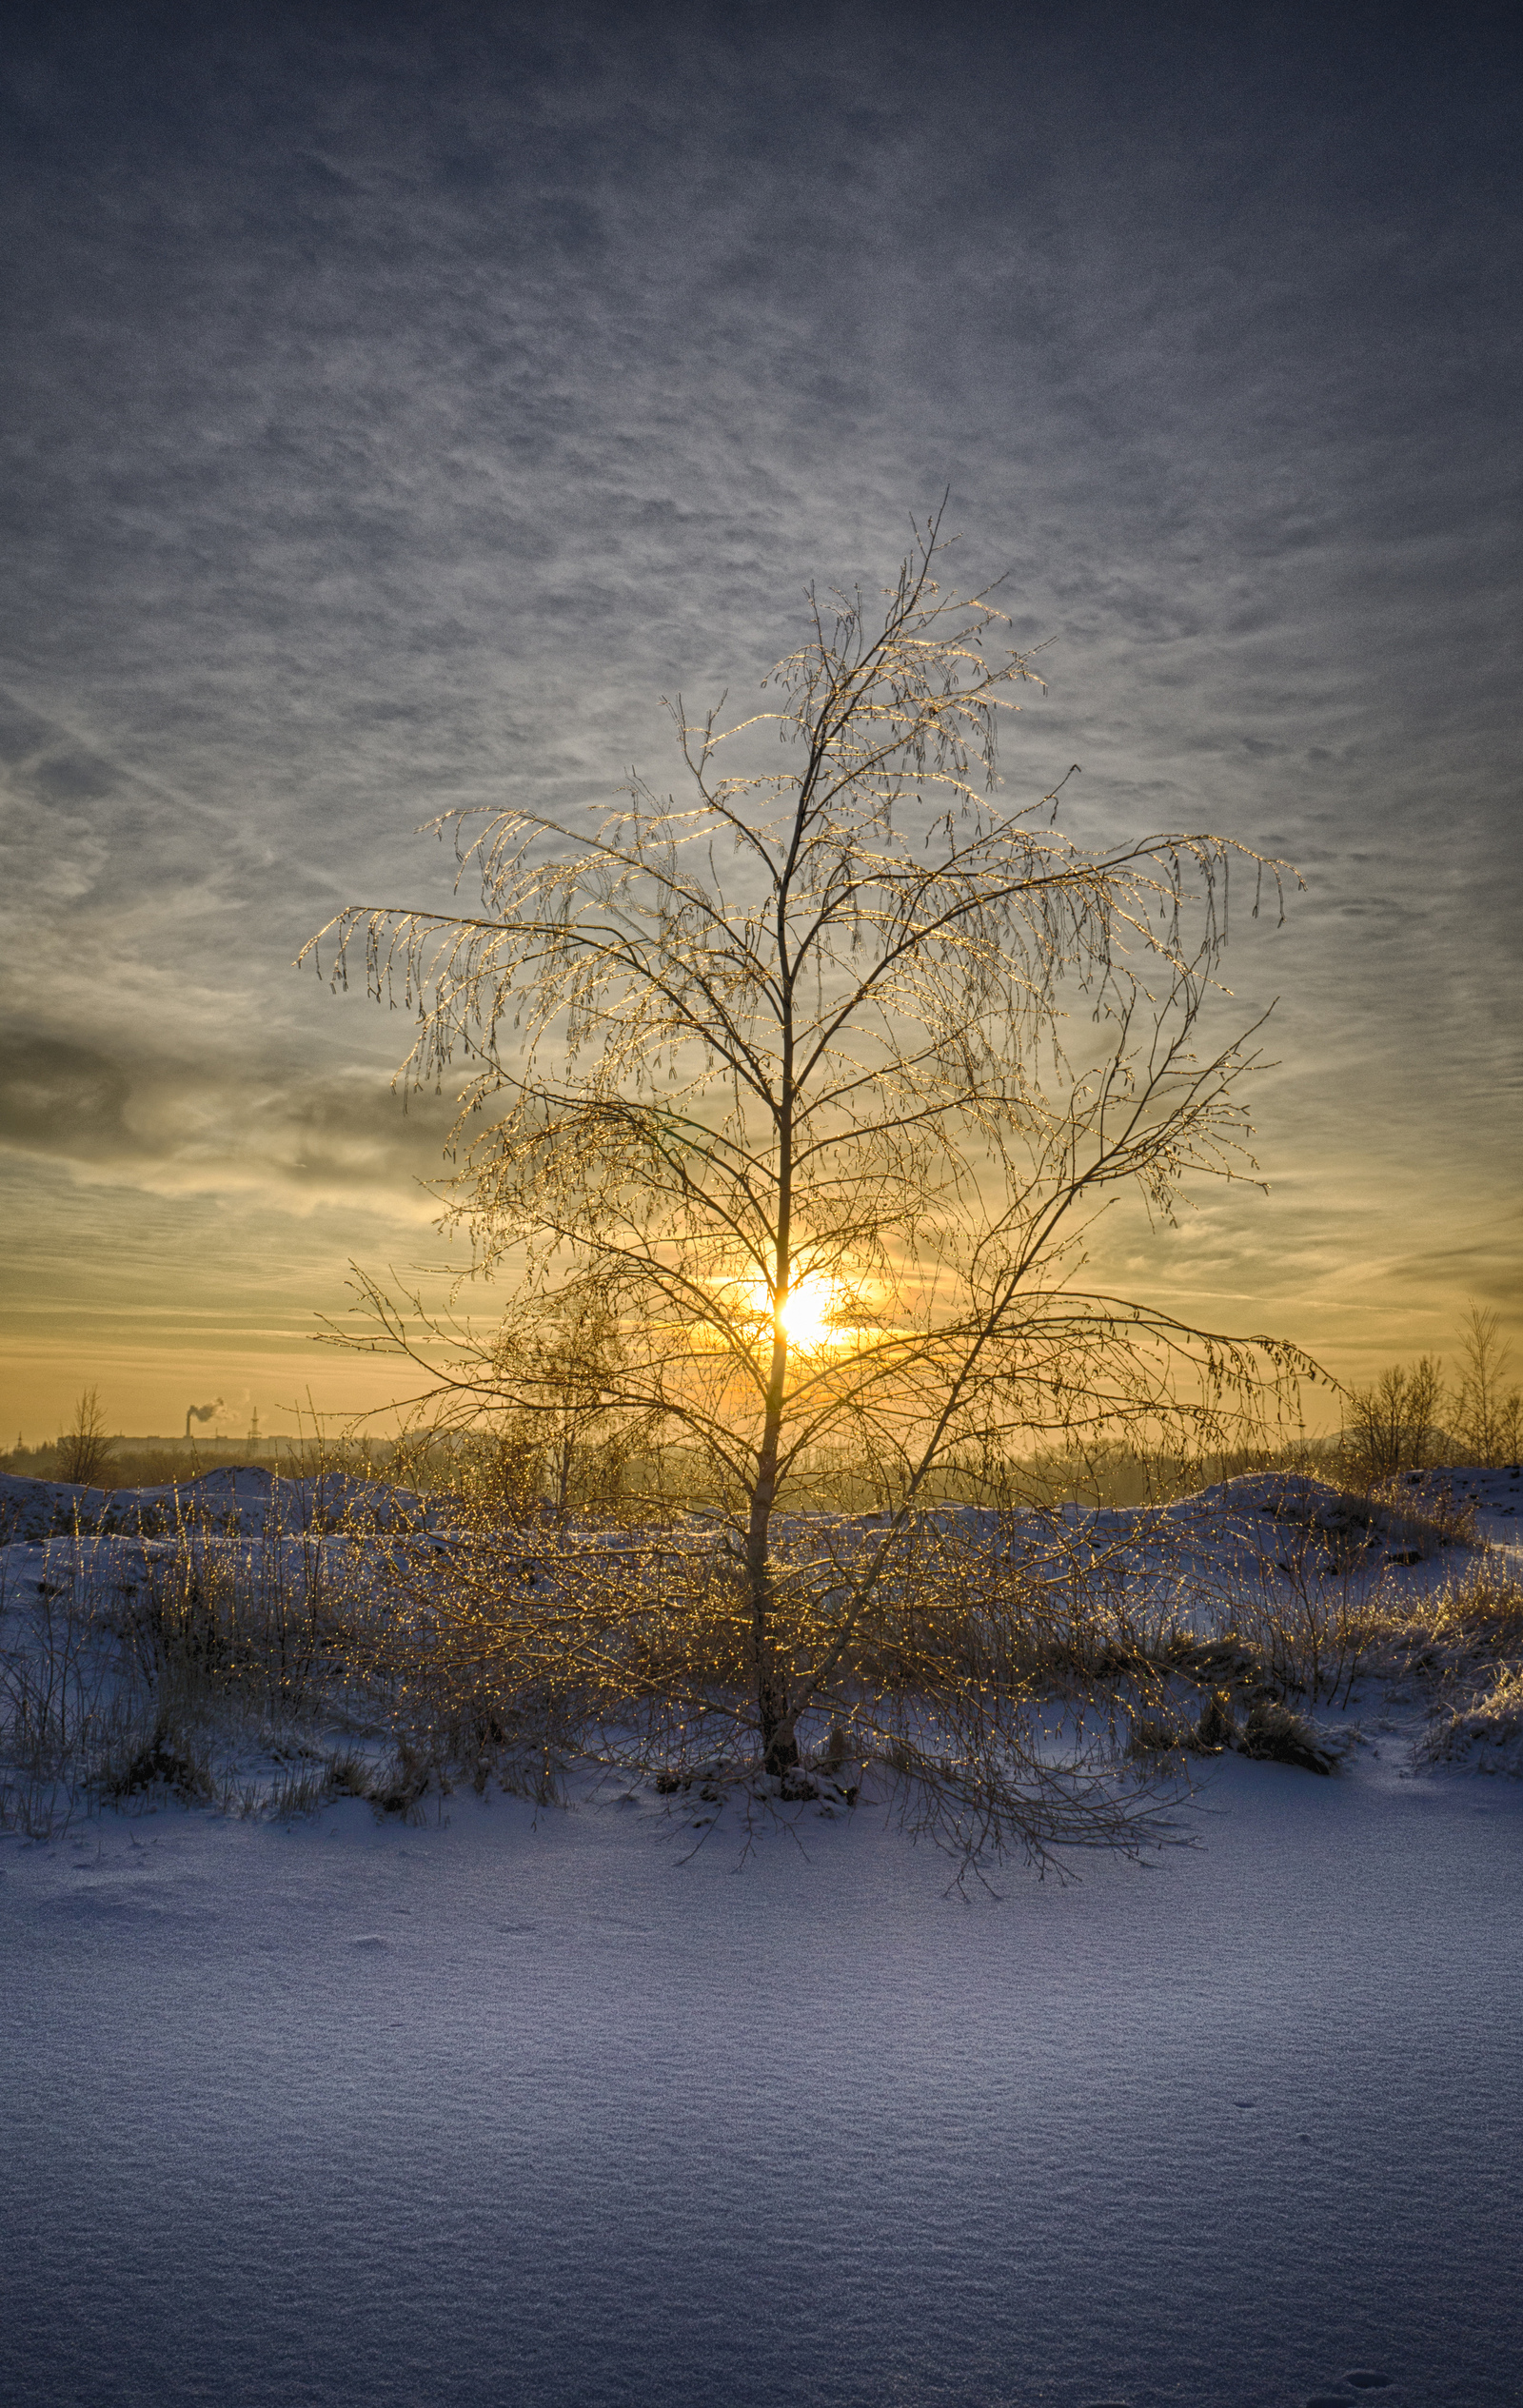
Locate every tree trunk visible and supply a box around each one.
[747,1315,797,1775]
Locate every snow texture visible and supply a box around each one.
[0,1465,436,1543]
[3,1468,1522,2408]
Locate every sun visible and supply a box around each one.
[781,1281,835,1346]
[749,1276,838,1347]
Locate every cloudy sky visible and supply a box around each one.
[2,1,1518,1444]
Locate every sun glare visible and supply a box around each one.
[752,1277,839,1347]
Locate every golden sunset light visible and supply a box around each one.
[762,1278,842,1349]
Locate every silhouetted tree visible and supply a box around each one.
[57,1387,111,1487]
[307,513,1314,1860]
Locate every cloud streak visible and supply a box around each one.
[0,1028,458,1216]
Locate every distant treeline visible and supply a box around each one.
[9,1304,1516,1510]
[0,1427,1409,1512]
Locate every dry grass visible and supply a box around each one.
[341,1510,1219,1872]
[1373,1556,1523,1774]
[1214,1545,1523,1775]
[1376,1555,1523,1670]
[1204,1554,1378,1708]
[8,1470,1518,1857]
[1174,1470,1495,1713]
[1417,1665,1523,1768]
[1368,1479,1481,1559]
[0,1498,398,1836]
[1125,1686,1338,1776]
[1119,1481,1516,1774]
[1,1503,1190,1870]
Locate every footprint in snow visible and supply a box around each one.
[348,1934,389,1950]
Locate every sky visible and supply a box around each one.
[1,0,1519,1446]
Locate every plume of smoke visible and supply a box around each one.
[184,1398,224,1441]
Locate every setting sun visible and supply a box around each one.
[750,1277,839,1346]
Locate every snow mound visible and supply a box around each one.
[0,1466,435,1543]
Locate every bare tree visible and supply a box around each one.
[1342,1357,1445,1484]
[56,1387,112,1487]
[306,514,1314,1847]
[1453,1305,1521,1466]
[390,1286,643,1526]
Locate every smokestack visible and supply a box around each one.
[185,1398,224,1442]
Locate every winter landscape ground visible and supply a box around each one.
[3,1468,1521,2408]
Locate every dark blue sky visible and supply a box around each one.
[1,2,1518,1436]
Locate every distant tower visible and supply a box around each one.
[248,1405,260,1448]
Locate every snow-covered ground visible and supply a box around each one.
[3,1467,1521,2408]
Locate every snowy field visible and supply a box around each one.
[3,1470,1522,2408]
